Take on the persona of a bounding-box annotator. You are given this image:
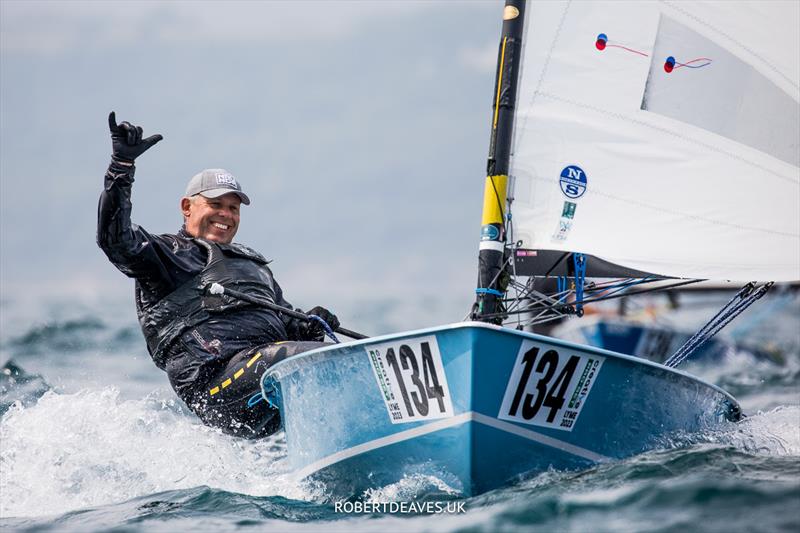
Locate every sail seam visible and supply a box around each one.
[524,173,799,240]
[537,91,799,187]
[515,0,572,151]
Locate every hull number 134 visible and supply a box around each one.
[499,341,604,432]
[367,335,454,424]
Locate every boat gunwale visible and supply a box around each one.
[260,321,740,407]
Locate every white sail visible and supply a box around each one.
[509,0,799,282]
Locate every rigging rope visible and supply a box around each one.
[664,282,773,368]
[247,392,265,408]
[482,278,703,323]
[308,315,340,344]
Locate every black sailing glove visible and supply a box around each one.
[299,306,341,341]
[108,111,163,163]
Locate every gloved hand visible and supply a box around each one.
[302,306,340,341]
[108,111,163,163]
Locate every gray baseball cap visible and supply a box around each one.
[185,168,251,205]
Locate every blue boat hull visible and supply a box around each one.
[262,323,739,497]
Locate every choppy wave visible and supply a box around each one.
[3,317,140,356]
[3,440,798,532]
[0,295,798,531]
[2,387,798,529]
[363,473,462,502]
[0,360,51,415]
[0,387,321,519]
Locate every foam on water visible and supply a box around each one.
[712,405,800,456]
[0,294,797,530]
[0,387,321,518]
[362,473,461,502]
[2,385,796,520]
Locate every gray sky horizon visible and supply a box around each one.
[1,0,502,335]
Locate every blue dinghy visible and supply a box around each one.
[256,0,798,498]
[261,322,739,496]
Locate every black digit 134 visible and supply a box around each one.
[385,342,446,418]
[508,347,580,422]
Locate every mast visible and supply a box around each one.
[474,0,526,324]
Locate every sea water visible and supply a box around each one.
[1,293,798,532]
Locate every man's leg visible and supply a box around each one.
[191,341,326,439]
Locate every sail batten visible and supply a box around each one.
[509,0,800,283]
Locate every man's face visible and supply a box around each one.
[181,193,242,243]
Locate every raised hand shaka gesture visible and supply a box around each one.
[108,111,163,163]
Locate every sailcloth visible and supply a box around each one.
[509,0,799,281]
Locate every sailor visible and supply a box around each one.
[97,112,339,438]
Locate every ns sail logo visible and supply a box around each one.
[559,165,587,199]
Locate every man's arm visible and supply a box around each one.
[273,280,340,341]
[97,112,171,283]
[97,160,171,280]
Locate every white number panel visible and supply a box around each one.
[367,336,454,424]
[498,341,604,432]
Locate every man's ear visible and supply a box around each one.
[180,197,191,218]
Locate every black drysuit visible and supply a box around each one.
[97,159,323,437]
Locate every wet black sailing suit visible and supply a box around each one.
[97,159,324,438]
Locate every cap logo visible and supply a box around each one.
[215,172,238,188]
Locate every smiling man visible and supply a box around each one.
[182,172,245,244]
[97,112,339,438]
